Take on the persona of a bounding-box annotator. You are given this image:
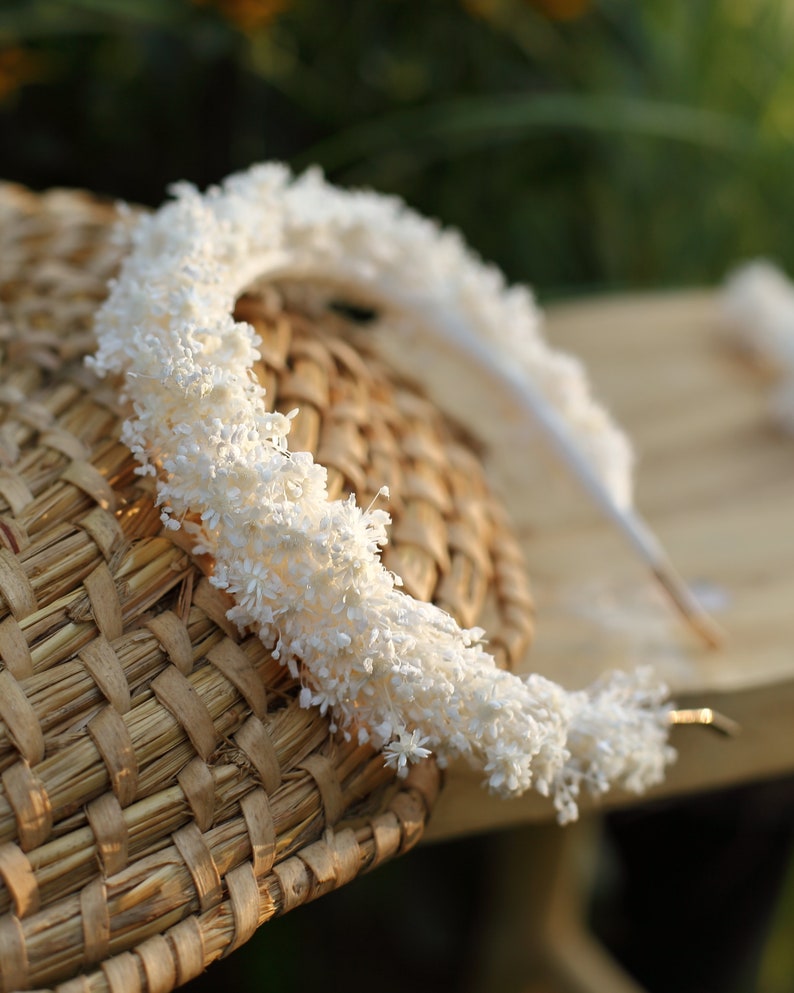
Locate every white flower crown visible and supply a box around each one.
[91,163,674,824]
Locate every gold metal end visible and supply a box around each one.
[668,707,741,736]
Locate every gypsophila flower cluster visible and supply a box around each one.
[723,261,794,431]
[91,164,674,822]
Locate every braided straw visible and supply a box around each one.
[0,182,534,992]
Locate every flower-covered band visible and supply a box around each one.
[91,164,674,823]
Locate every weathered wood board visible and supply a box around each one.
[428,290,794,840]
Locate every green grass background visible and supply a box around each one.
[5,0,794,296]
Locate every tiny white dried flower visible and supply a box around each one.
[383,729,433,775]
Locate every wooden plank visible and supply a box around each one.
[428,290,794,841]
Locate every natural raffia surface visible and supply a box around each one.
[0,183,534,993]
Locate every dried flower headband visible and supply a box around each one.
[92,163,675,823]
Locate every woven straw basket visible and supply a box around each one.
[0,183,534,992]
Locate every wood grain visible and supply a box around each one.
[428,290,794,840]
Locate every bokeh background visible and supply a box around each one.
[5,0,794,295]
[2,1,794,991]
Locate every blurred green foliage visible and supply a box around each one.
[2,0,794,295]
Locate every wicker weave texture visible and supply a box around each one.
[0,184,534,993]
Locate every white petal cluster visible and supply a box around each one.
[723,261,794,431]
[91,164,673,822]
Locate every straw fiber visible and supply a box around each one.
[0,183,534,992]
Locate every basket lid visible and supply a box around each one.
[0,182,534,993]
